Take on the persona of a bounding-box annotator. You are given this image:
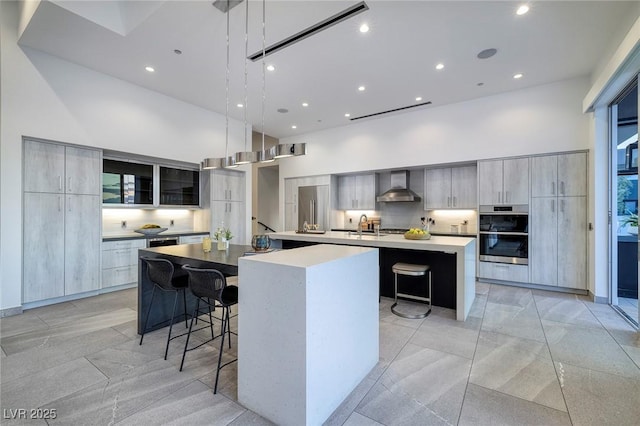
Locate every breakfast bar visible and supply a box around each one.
[268,231,476,321]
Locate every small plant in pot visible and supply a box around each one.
[213,227,233,250]
[622,213,638,235]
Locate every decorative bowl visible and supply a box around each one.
[251,234,271,251]
[134,227,168,236]
[404,231,431,240]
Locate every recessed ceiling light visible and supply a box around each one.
[516,5,530,15]
[173,49,182,55]
[477,82,484,86]
[345,113,351,117]
[237,103,244,108]
[145,66,155,72]
[291,125,297,129]
[302,102,309,107]
[266,64,275,71]
[513,73,523,79]
[435,63,444,70]
[358,86,366,92]
[359,23,369,33]
[277,108,288,113]
[477,48,498,59]
[415,97,422,102]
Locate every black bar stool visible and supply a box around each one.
[180,265,239,394]
[390,262,432,319]
[139,257,190,360]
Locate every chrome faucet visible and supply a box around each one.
[358,214,368,237]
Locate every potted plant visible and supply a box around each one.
[622,212,638,235]
[213,227,233,250]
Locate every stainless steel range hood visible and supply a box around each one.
[376,170,421,202]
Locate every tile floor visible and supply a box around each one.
[1,283,639,425]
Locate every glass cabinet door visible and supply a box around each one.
[103,159,153,204]
[159,166,200,206]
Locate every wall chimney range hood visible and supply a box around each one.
[376,170,421,202]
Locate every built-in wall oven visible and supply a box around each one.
[479,205,528,265]
[147,237,179,248]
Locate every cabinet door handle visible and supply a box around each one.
[560,199,564,213]
[453,196,457,207]
[497,191,501,204]
[505,191,510,203]
[68,177,72,192]
[551,182,555,195]
[447,196,451,207]
[560,181,565,195]
[58,176,62,191]
[58,196,62,211]
[551,199,555,212]
[68,197,71,212]
[228,202,232,212]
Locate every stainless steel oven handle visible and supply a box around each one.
[479,231,528,236]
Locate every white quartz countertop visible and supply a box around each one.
[241,244,376,268]
[269,231,475,252]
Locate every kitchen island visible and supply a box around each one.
[268,231,476,321]
[137,243,251,334]
[237,244,379,426]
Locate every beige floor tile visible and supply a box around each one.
[458,383,571,426]
[557,361,640,426]
[482,301,546,342]
[342,412,385,426]
[543,319,640,379]
[470,331,566,412]
[410,313,480,359]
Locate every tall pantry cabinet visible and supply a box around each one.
[22,139,102,303]
[529,152,587,289]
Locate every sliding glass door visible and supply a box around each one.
[611,77,639,326]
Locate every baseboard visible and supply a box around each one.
[0,306,23,318]
[588,291,608,304]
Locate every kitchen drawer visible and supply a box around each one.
[102,266,138,288]
[179,235,205,244]
[102,239,146,250]
[478,262,528,283]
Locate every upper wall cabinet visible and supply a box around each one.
[424,165,477,209]
[478,158,529,205]
[337,173,377,210]
[24,140,101,195]
[102,156,200,207]
[159,166,200,206]
[531,152,587,198]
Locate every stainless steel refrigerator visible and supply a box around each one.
[298,185,329,230]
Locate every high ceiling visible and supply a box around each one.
[18,0,637,139]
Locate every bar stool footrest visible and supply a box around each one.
[390,302,431,319]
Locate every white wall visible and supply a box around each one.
[278,77,590,181]
[0,1,250,311]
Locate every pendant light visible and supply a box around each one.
[234,0,256,165]
[202,1,234,170]
[274,143,306,158]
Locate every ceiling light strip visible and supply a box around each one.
[247,1,369,61]
[350,101,432,121]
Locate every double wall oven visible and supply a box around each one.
[479,205,528,265]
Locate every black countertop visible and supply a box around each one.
[103,230,209,242]
[139,243,253,266]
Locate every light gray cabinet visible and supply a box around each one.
[337,173,377,210]
[284,202,297,231]
[211,200,245,243]
[478,262,529,283]
[22,139,102,304]
[65,195,101,295]
[210,169,245,243]
[529,197,558,286]
[557,197,587,289]
[23,140,100,195]
[478,158,528,205]
[102,239,146,289]
[425,165,477,209]
[531,153,587,198]
[23,193,65,302]
[65,146,101,195]
[530,196,587,289]
[179,235,206,244]
[23,140,65,193]
[212,169,244,201]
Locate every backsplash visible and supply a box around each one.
[102,209,201,235]
[425,209,478,234]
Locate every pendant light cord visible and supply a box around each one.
[224,1,230,161]
[243,0,249,153]
[261,0,266,153]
